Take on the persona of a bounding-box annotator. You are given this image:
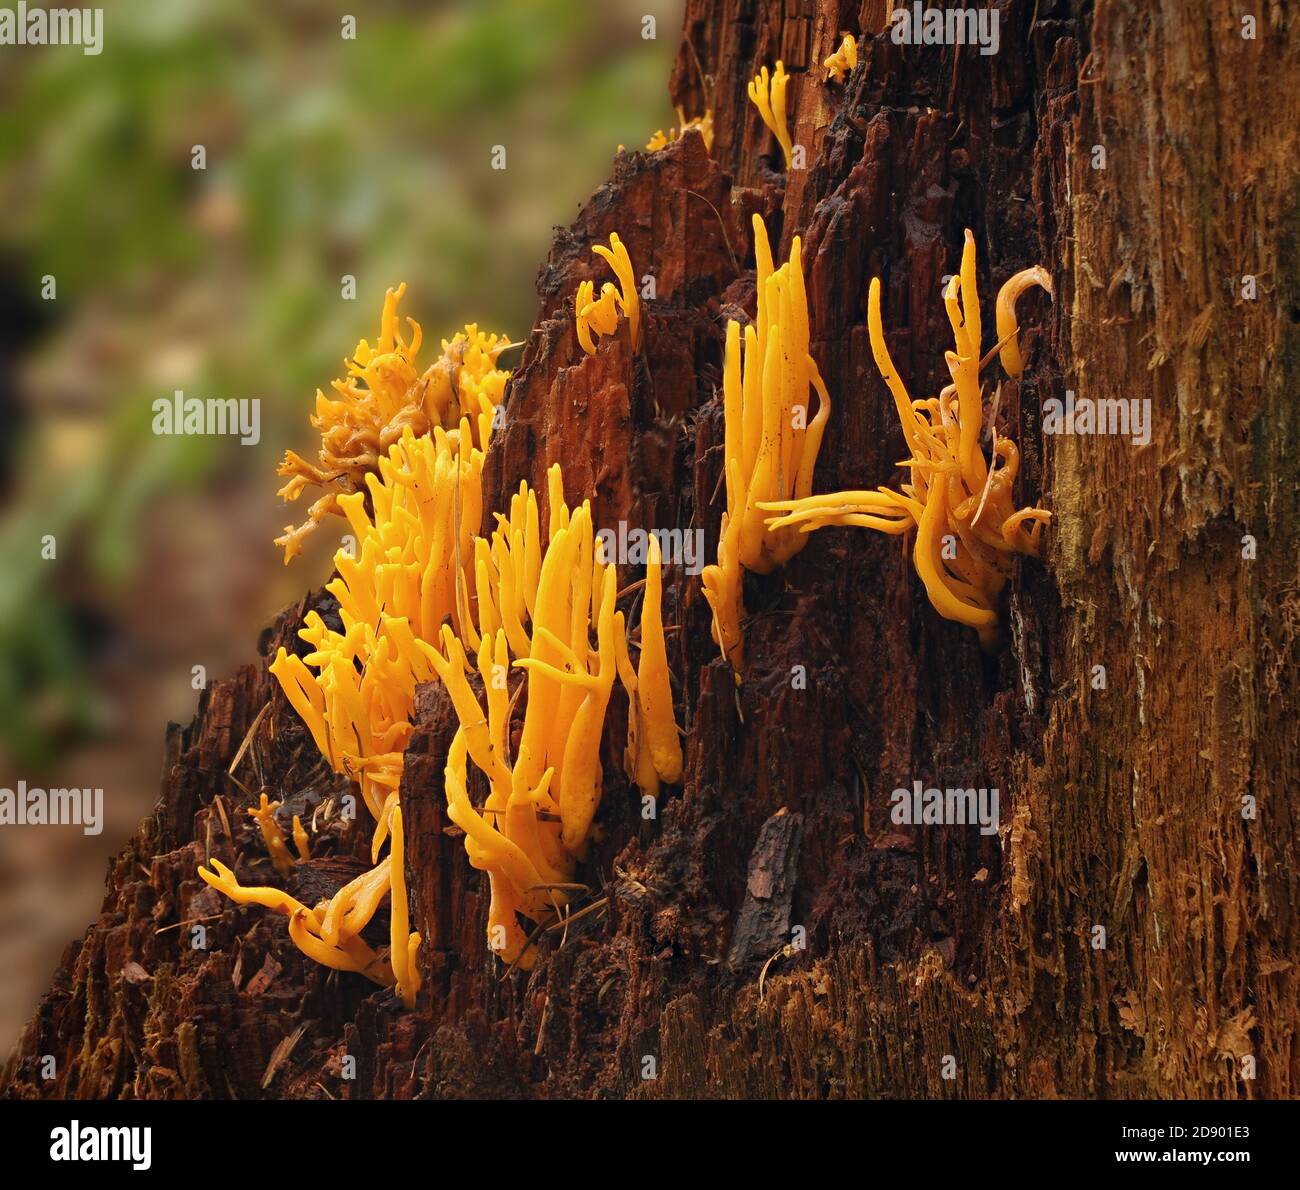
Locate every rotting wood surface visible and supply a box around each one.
[4,0,1297,1100]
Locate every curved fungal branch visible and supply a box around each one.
[619,533,685,794]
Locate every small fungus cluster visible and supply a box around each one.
[576,233,641,355]
[274,284,508,563]
[199,856,398,991]
[763,231,1052,648]
[646,107,715,152]
[247,792,308,878]
[823,34,858,84]
[747,61,793,169]
[701,213,830,680]
[431,476,609,966]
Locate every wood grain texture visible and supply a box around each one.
[4,0,1295,1100]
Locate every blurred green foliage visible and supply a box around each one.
[0,0,680,764]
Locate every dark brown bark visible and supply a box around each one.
[4,0,1297,1100]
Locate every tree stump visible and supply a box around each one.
[4,0,1297,1101]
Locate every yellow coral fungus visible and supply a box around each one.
[747,61,794,169]
[614,611,660,799]
[733,215,831,573]
[576,233,641,355]
[636,535,683,785]
[275,285,509,562]
[618,532,684,793]
[198,859,394,987]
[700,214,831,680]
[269,421,489,844]
[575,280,622,355]
[425,467,626,966]
[996,265,1053,379]
[647,107,715,152]
[216,307,506,1001]
[387,805,421,1009]
[248,793,295,878]
[291,814,311,862]
[763,231,1053,648]
[823,34,858,84]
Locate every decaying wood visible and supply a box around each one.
[3,0,1296,1100]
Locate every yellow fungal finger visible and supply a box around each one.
[723,320,743,510]
[867,278,917,455]
[638,536,683,784]
[389,805,420,1009]
[247,793,296,878]
[702,459,746,681]
[514,656,603,690]
[795,354,832,500]
[557,564,617,855]
[959,229,982,372]
[995,266,1053,379]
[614,610,659,799]
[748,61,794,169]
[575,279,597,355]
[592,232,640,352]
[738,325,785,572]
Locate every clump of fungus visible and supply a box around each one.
[763,231,1052,648]
[275,284,509,562]
[204,289,513,1007]
[209,254,688,989]
[823,34,858,84]
[701,214,831,680]
[646,107,715,152]
[425,469,621,967]
[747,61,793,169]
[575,233,641,355]
[269,420,489,852]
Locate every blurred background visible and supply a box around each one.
[0,0,681,1055]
